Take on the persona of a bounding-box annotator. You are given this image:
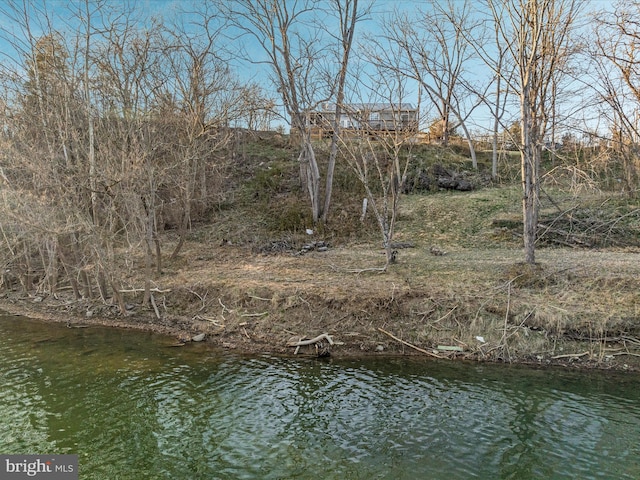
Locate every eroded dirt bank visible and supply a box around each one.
[2,243,639,372]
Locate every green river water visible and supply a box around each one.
[0,313,639,479]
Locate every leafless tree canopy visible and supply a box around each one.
[593,0,640,192]
[485,0,584,264]
[0,0,270,305]
[0,0,637,301]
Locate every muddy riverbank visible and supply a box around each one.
[3,241,639,372]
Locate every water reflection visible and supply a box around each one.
[0,314,639,479]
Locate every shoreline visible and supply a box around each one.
[2,266,638,373]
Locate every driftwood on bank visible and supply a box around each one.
[551,351,590,360]
[288,333,334,347]
[287,333,334,355]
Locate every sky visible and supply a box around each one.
[0,0,620,137]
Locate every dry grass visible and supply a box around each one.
[3,140,639,370]
[69,178,636,370]
[4,199,638,370]
[131,214,640,370]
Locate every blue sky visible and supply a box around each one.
[0,0,618,136]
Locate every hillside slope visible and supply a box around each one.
[2,138,639,370]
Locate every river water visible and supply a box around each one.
[0,313,639,479]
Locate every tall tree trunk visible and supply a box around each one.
[458,120,478,169]
[298,136,321,223]
[322,0,361,223]
[96,268,109,302]
[323,127,338,223]
[143,193,156,306]
[170,156,195,260]
[170,202,190,261]
[492,74,502,180]
[441,114,449,146]
[521,84,539,265]
[83,0,98,225]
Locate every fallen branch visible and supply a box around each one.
[347,266,387,274]
[622,336,640,347]
[118,287,171,293]
[218,298,234,316]
[186,288,207,312]
[429,305,457,325]
[240,311,268,317]
[551,351,590,360]
[193,315,224,327]
[377,328,444,358]
[610,351,640,358]
[287,333,334,347]
[248,295,271,301]
[150,293,160,319]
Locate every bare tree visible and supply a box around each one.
[160,3,246,259]
[465,4,517,179]
[592,1,640,194]
[338,51,419,270]
[322,0,370,223]
[89,7,169,306]
[227,0,366,224]
[381,0,482,168]
[77,0,100,225]
[226,0,327,223]
[487,0,584,264]
[237,82,277,131]
[0,1,254,312]
[0,1,98,299]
